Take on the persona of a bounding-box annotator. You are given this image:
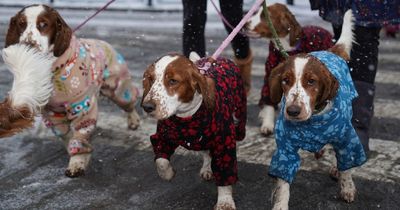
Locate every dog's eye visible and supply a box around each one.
[307,79,315,86]
[282,78,289,85]
[38,22,48,30]
[168,79,178,86]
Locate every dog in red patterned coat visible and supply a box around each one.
[246,3,334,135]
[141,52,246,210]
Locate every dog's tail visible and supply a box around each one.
[330,10,354,60]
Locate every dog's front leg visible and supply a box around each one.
[214,185,236,210]
[259,105,275,135]
[339,169,356,203]
[271,178,290,210]
[199,151,213,181]
[155,158,175,181]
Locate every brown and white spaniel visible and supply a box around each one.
[0,4,141,177]
[246,3,334,135]
[141,52,247,210]
[265,11,367,210]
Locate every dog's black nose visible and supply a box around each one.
[287,105,301,117]
[142,102,156,113]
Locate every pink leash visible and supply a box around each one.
[211,0,264,60]
[73,0,116,32]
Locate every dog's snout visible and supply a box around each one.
[142,102,156,113]
[286,105,301,117]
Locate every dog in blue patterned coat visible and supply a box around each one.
[267,10,366,210]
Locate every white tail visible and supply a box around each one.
[1,44,55,114]
[336,10,355,56]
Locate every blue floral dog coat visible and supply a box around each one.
[269,51,367,183]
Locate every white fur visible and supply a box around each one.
[336,10,354,56]
[189,51,201,62]
[247,7,263,31]
[285,57,311,119]
[155,158,175,181]
[199,151,213,181]
[339,170,356,203]
[20,5,51,53]
[66,153,91,176]
[271,178,290,210]
[1,44,55,113]
[259,105,275,135]
[215,185,236,210]
[176,92,202,118]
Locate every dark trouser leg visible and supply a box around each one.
[350,26,381,153]
[333,24,381,153]
[182,0,207,57]
[219,0,249,59]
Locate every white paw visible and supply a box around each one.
[200,167,213,181]
[127,109,140,130]
[214,201,236,210]
[65,153,91,177]
[259,106,275,136]
[339,171,356,203]
[215,186,235,210]
[271,179,290,210]
[156,158,175,181]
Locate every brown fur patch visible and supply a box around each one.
[0,98,34,138]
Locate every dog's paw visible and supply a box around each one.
[65,154,91,178]
[259,106,275,136]
[339,172,356,203]
[214,202,236,210]
[200,168,213,181]
[340,186,356,203]
[260,122,274,136]
[156,158,175,181]
[65,167,85,177]
[127,109,140,130]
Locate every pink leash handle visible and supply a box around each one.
[211,0,264,60]
[73,0,116,32]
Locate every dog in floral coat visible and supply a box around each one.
[2,4,141,177]
[141,52,246,210]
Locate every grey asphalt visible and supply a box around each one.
[0,6,399,210]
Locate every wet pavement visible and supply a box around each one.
[0,5,399,210]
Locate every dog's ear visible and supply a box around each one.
[318,70,339,104]
[5,16,20,48]
[190,63,214,110]
[52,9,72,57]
[285,11,302,47]
[269,62,286,104]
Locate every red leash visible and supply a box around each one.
[73,0,116,32]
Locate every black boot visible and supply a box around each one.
[352,81,375,154]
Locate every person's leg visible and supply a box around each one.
[182,0,207,57]
[220,0,252,94]
[349,26,381,153]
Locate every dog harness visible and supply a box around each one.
[269,51,367,183]
[150,57,247,186]
[260,26,333,107]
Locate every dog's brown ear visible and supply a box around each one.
[269,62,286,104]
[190,64,215,110]
[285,11,302,46]
[318,69,339,104]
[52,10,72,57]
[5,16,20,47]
